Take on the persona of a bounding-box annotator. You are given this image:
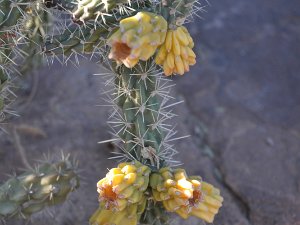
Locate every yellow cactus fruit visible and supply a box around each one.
[96,161,151,211]
[150,168,223,223]
[155,26,196,76]
[107,12,168,68]
[89,197,147,225]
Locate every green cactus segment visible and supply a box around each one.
[44,25,109,56]
[72,0,126,23]
[112,59,171,170]
[43,10,130,56]
[140,201,169,225]
[72,0,152,24]
[0,0,31,29]
[44,1,154,57]
[0,158,80,219]
[160,0,198,28]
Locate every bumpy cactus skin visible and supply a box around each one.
[72,0,129,23]
[113,61,166,169]
[44,25,109,56]
[0,159,79,220]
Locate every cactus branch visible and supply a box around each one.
[0,156,80,220]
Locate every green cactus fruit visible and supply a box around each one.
[0,157,80,219]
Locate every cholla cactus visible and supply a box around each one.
[90,161,150,224]
[1,0,223,224]
[0,156,79,220]
[150,168,223,223]
[97,161,150,210]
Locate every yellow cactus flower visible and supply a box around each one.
[150,168,223,223]
[89,198,147,225]
[107,12,168,68]
[96,161,151,211]
[155,26,196,76]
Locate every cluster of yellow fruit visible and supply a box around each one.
[107,12,167,68]
[150,168,223,223]
[155,27,196,76]
[90,161,223,225]
[107,12,196,76]
[89,161,150,225]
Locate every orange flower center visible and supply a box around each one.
[189,190,202,207]
[99,184,118,209]
[109,42,131,61]
[103,185,117,201]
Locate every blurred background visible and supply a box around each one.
[0,0,299,224]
